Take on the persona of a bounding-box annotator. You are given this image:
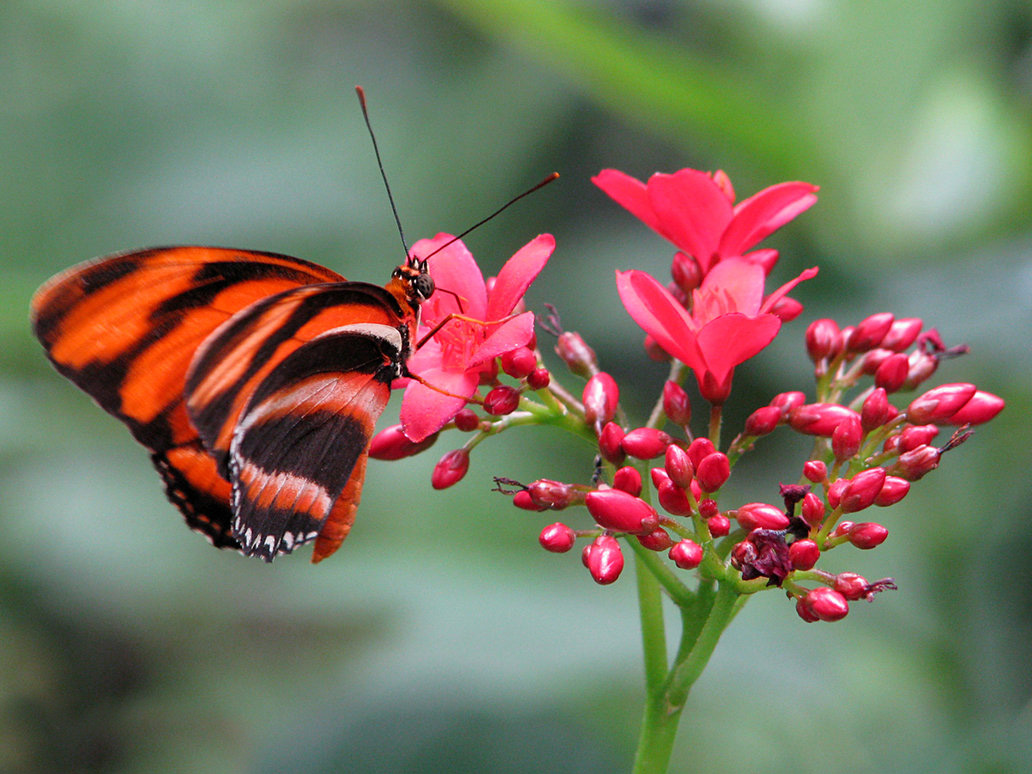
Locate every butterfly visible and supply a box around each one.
[31,245,435,562]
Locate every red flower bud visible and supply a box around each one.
[662,380,692,426]
[789,403,862,437]
[657,480,692,517]
[800,492,825,528]
[513,490,547,511]
[861,388,892,433]
[848,522,888,549]
[770,391,806,417]
[839,468,887,513]
[730,540,758,570]
[643,335,671,362]
[907,383,977,424]
[583,372,620,431]
[686,437,717,468]
[484,385,520,416]
[735,502,790,531]
[527,479,580,510]
[585,489,659,534]
[875,475,910,506]
[893,444,941,480]
[500,347,537,379]
[669,539,703,569]
[874,352,910,392]
[555,331,597,377]
[431,449,470,489]
[539,522,576,553]
[834,572,870,600]
[830,520,854,538]
[769,295,803,323]
[803,460,828,483]
[698,498,719,519]
[847,312,894,353]
[453,409,481,432]
[789,539,820,570]
[664,444,694,489]
[805,318,843,362]
[744,405,782,436]
[637,527,672,551]
[598,422,626,465]
[622,427,673,460]
[832,414,863,462]
[804,587,849,622]
[369,424,439,460]
[881,317,923,351]
[707,513,730,537]
[650,466,671,489]
[671,251,702,294]
[796,596,820,623]
[827,478,847,509]
[941,390,1004,425]
[695,451,730,492]
[585,535,624,584]
[903,350,939,390]
[861,348,894,375]
[899,424,939,452]
[612,466,642,497]
[526,367,551,390]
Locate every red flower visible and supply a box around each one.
[400,233,554,442]
[593,168,818,275]
[616,259,817,403]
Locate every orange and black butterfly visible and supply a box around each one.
[31,245,435,562]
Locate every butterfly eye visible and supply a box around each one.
[414,273,435,300]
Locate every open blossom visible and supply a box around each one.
[400,232,554,441]
[616,258,817,403]
[593,167,818,275]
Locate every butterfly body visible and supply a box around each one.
[32,246,433,562]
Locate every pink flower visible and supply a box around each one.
[616,259,817,403]
[400,233,554,442]
[593,168,818,275]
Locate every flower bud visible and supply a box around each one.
[892,444,941,480]
[484,385,520,416]
[583,372,620,431]
[802,460,828,483]
[730,540,757,570]
[453,408,481,432]
[598,422,626,465]
[826,478,848,510]
[846,312,894,353]
[650,467,671,489]
[622,427,673,460]
[664,445,694,489]
[528,479,580,510]
[899,424,939,452]
[637,527,672,551]
[431,448,470,489]
[875,476,910,506]
[500,347,537,379]
[839,468,887,513]
[805,318,842,362]
[657,480,692,517]
[832,414,863,462]
[585,489,659,534]
[555,331,597,377]
[734,502,790,531]
[789,404,862,437]
[686,437,716,468]
[643,335,671,362]
[539,523,576,553]
[695,451,730,492]
[907,383,977,424]
[804,587,849,622]
[707,513,730,536]
[800,492,825,528]
[671,251,703,294]
[369,424,439,460]
[662,380,692,426]
[513,490,547,511]
[860,348,894,375]
[874,352,910,393]
[770,391,807,417]
[848,522,888,549]
[669,540,703,570]
[881,317,923,351]
[789,539,820,570]
[526,367,551,390]
[478,358,499,385]
[744,405,782,436]
[698,371,732,405]
[941,390,1004,425]
[796,596,820,623]
[612,466,642,497]
[903,350,939,390]
[769,295,804,323]
[698,498,719,519]
[860,388,891,432]
[833,572,870,600]
[585,535,624,584]
[830,520,854,538]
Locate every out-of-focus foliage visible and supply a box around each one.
[2,1,1029,772]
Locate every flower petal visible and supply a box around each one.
[485,234,554,321]
[759,266,819,314]
[695,313,782,385]
[400,368,479,442]
[592,170,666,237]
[469,311,536,365]
[647,170,733,271]
[718,181,818,257]
[417,234,487,319]
[695,258,766,319]
[615,270,701,369]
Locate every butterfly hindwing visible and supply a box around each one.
[31,246,346,549]
[225,326,403,561]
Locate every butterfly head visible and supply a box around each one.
[393,257,435,304]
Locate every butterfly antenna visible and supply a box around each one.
[421,172,560,262]
[355,86,411,262]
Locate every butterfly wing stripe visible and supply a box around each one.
[153,443,238,549]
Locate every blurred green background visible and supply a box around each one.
[3,1,1031,772]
